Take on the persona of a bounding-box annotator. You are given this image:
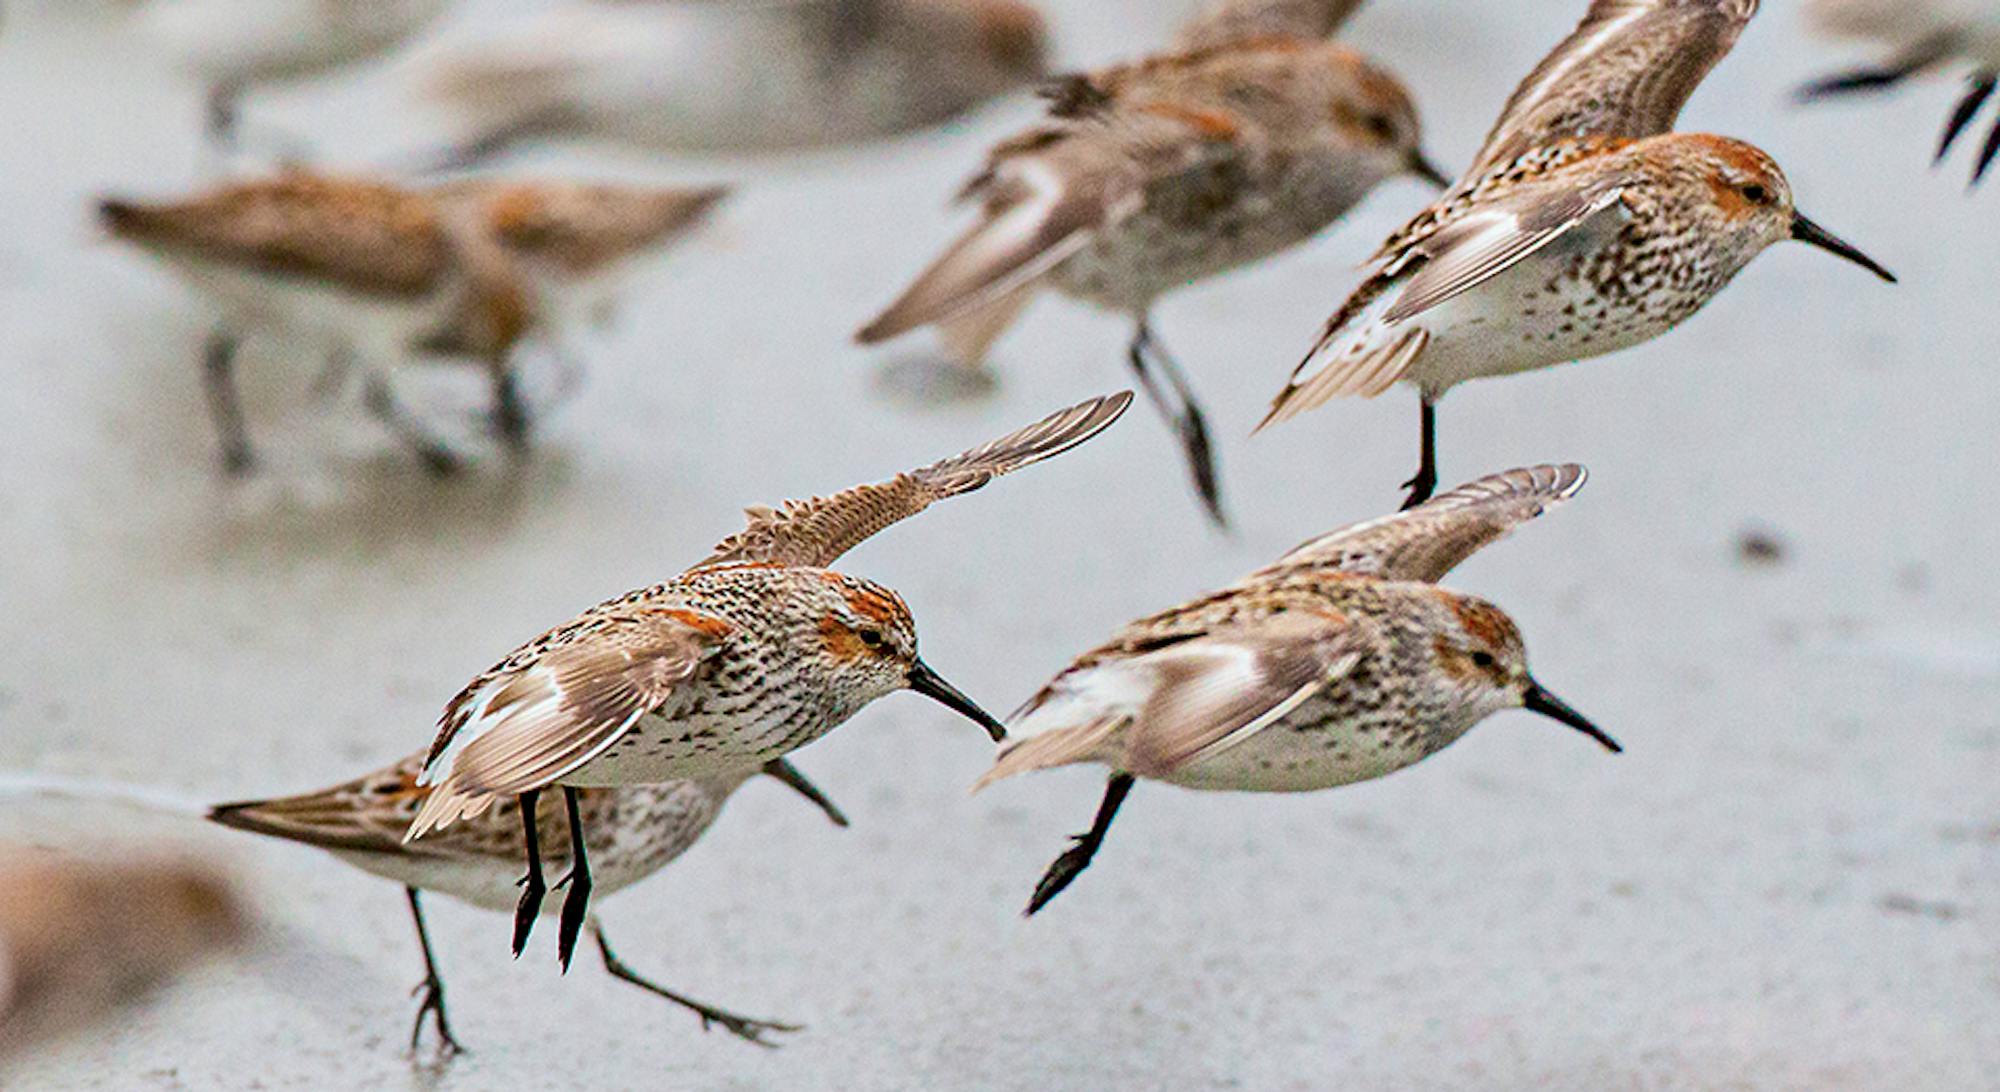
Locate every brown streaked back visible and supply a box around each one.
[694,391,1133,571]
[430,180,728,276]
[209,753,460,857]
[99,171,449,299]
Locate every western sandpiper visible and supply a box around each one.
[406,392,1133,968]
[975,464,1619,914]
[100,170,724,475]
[127,0,448,156]
[211,755,846,1053]
[859,0,1442,526]
[1798,0,2000,183]
[1260,0,1896,509]
[412,0,1048,168]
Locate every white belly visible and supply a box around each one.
[1153,699,1471,793]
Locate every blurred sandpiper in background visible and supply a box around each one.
[0,0,1993,1087]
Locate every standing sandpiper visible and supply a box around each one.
[1798,0,2000,184]
[406,392,1133,968]
[977,464,1619,914]
[210,755,847,1054]
[1259,0,1897,510]
[858,0,1444,526]
[100,170,724,475]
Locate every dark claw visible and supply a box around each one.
[1937,76,1996,162]
[1024,773,1133,916]
[1399,469,1437,510]
[1179,406,1227,529]
[493,370,531,451]
[1974,114,2000,185]
[1025,837,1096,917]
[1796,66,1914,101]
[594,925,801,1048]
[556,869,590,972]
[555,787,591,972]
[409,978,465,1057]
[701,1012,802,1049]
[418,446,464,478]
[511,870,545,958]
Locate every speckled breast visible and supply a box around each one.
[1406,221,1741,392]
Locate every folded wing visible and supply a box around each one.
[407,609,729,837]
[1383,178,1633,323]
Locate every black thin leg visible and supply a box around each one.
[1400,398,1438,510]
[1939,75,1997,161]
[205,83,239,157]
[402,112,552,176]
[1127,319,1226,527]
[1975,110,2000,185]
[491,364,530,452]
[362,375,464,476]
[1026,772,1135,917]
[594,921,800,1047]
[202,331,253,476]
[760,758,849,828]
[403,888,465,1056]
[512,790,545,958]
[555,787,591,972]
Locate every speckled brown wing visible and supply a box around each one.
[1172,0,1365,50]
[210,753,571,859]
[97,171,448,298]
[1121,612,1365,778]
[694,392,1132,571]
[1467,0,1757,179]
[1381,174,1635,323]
[1256,464,1587,583]
[210,754,437,855]
[407,608,732,836]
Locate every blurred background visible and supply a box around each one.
[0,0,1993,1086]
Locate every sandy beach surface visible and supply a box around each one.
[0,1,1993,1087]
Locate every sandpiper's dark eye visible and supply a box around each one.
[858,628,886,649]
[1365,113,1396,141]
[1740,183,1770,204]
[1470,651,1497,669]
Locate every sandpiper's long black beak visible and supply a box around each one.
[1410,150,1452,189]
[909,660,1006,742]
[1522,682,1621,753]
[1791,213,1897,282]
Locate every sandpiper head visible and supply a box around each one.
[1681,135,1896,282]
[1432,595,1620,754]
[812,574,1005,742]
[1328,56,1449,188]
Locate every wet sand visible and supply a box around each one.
[0,1,1993,1087]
